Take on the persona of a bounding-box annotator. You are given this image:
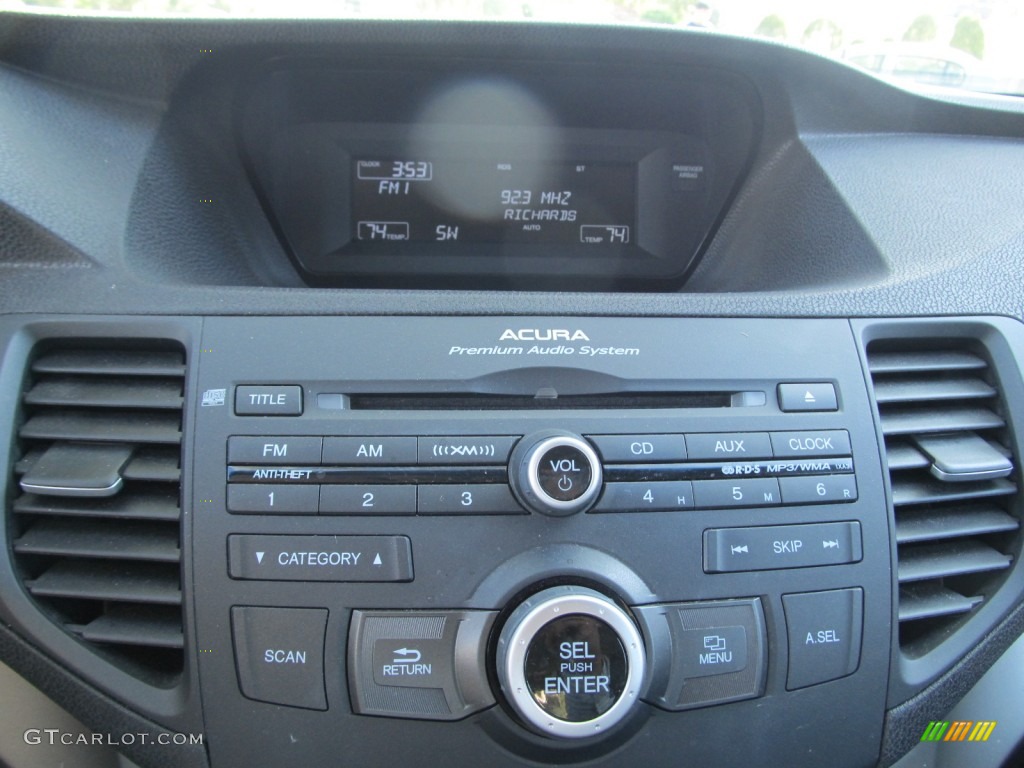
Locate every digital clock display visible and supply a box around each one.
[351,158,636,246]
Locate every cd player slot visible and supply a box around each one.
[345,391,743,411]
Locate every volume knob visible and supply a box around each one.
[510,431,603,516]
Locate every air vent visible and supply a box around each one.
[9,342,185,685]
[868,341,1020,656]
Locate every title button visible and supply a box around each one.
[234,386,303,416]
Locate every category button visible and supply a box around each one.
[686,433,773,460]
[418,436,519,465]
[322,437,417,465]
[231,606,327,710]
[587,434,686,463]
[770,430,851,458]
[228,535,413,582]
[783,588,864,689]
[228,436,323,464]
[234,386,303,416]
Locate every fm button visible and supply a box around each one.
[511,432,603,516]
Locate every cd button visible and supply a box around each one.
[587,434,686,463]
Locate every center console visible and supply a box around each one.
[191,315,891,766]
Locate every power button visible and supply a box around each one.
[536,443,594,502]
[511,432,603,516]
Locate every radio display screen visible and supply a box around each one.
[351,158,636,246]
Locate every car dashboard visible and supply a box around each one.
[0,13,1023,768]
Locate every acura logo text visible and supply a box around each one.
[499,329,590,342]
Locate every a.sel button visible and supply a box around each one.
[686,433,773,460]
[592,481,693,512]
[783,588,864,690]
[704,521,862,573]
[228,535,413,582]
[231,606,327,710]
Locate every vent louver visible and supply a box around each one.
[10,343,185,684]
[868,341,1020,656]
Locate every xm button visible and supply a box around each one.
[496,586,646,739]
[511,431,603,516]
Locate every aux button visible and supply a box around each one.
[511,431,603,516]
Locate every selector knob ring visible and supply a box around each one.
[497,586,646,740]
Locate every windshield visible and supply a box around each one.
[3,0,1023,95]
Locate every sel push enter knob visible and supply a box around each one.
[496,586,646,739]
[510,431,603,516]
